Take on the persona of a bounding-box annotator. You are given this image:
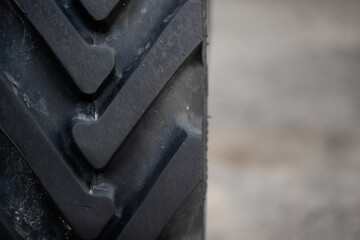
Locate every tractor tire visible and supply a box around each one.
[0,0,207,239]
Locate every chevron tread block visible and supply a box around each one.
[72,1,202,169]
[12,0,115,94]
[0,0,207,239]
[78,0,121,22]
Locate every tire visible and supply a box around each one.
[0,0,207,239]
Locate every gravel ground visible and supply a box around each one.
[207,0,360,239]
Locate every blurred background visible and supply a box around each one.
[206,0,360,239]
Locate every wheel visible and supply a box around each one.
[0,0,207,239]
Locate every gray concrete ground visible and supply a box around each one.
[207,0,360,239]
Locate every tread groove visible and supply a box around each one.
[118,129,202,240]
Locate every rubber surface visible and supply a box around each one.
[0,0,207,239]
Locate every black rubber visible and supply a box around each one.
[0,0,207,239]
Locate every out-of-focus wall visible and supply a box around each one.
[207,0,360,239]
